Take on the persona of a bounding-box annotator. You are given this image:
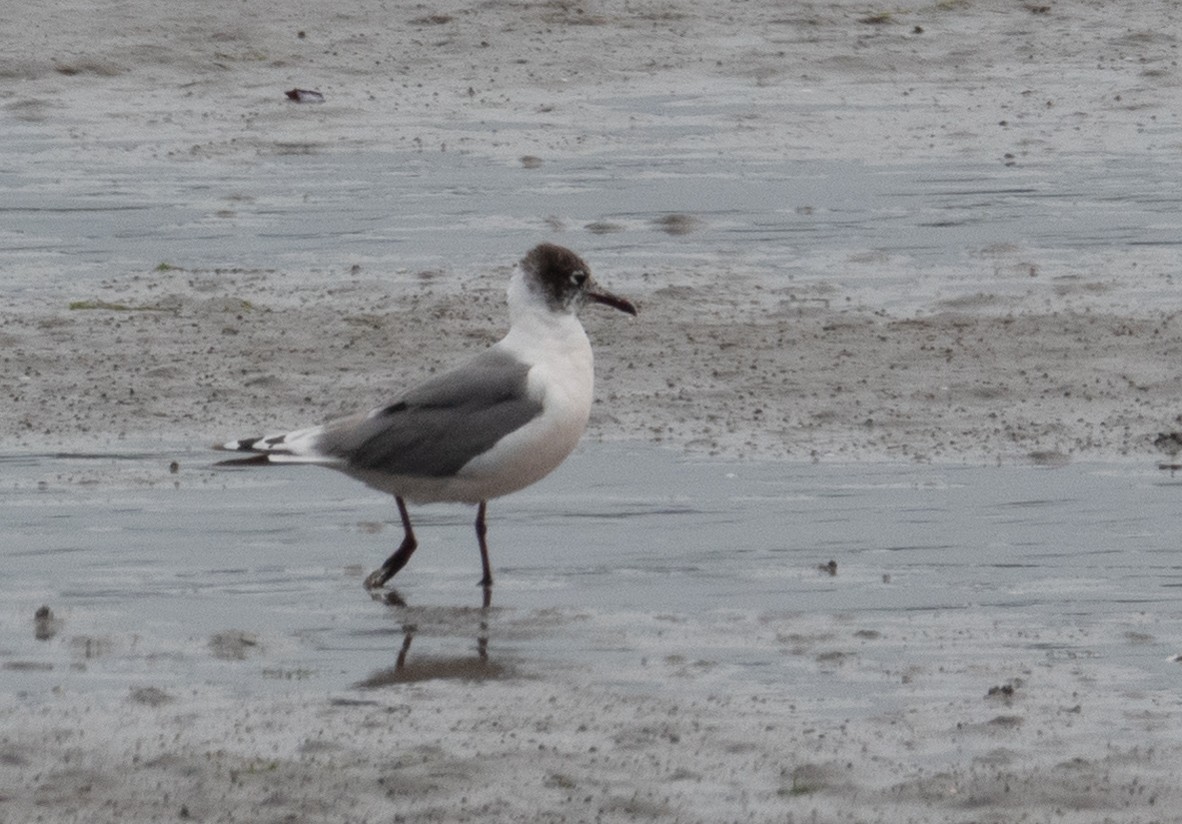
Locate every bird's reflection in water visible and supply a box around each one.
[355,587,508,687]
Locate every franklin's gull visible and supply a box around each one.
[215,243,637,591]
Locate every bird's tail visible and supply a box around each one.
[213,426,339,467]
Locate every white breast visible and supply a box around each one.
[449,310,595,502]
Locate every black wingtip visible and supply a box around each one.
[212,437,261,452]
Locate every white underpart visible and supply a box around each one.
[445,270,594,502]
[224,265,596,505]
[351,267,595,504]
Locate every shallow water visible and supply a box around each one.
[3,445,1181,721]
[4,120,1182,310]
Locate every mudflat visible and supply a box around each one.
[3,1,1182,821]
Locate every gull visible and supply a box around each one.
[215,243,637,591]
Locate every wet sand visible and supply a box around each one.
[3,0,1182,462]
[4,0,1182,821]
[5,451,1182,823]
[5,265,1182,463]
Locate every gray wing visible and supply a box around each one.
[314,348,542,478]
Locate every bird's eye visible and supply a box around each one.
[570,270,588,286]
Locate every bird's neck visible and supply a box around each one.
[501,269,590,355]
[506,267,543,317]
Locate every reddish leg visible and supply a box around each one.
[364,496,418,589]
[476,500,493,588]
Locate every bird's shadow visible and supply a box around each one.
[353,586,510,687]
